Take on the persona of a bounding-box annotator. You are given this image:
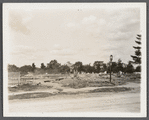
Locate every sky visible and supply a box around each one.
[5,4,140,67]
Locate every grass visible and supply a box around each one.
[9,73,141,92]
[9,92,52,100]
[8,73,141,100]
[125,74,141,83]
[61,73,140,89]
[61,77,115,89]
[61,78,89,89]
[9,83,53,92]
[90,87,133,93]
[9,87,133,100]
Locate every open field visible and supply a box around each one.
[8,73,140,98]
[8,73,140,113]
[8,73,140,91]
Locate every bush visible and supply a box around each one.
[135,66,141,72]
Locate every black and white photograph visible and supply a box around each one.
[3,3,146,117]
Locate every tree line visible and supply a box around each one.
[8,34,141,75]
[8,59,140,75]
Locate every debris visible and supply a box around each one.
[37,82,41,85]
[44,80,50,82]
[56,78,64,81]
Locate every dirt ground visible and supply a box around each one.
[8,73,141,113]
[9,88,140,113]
[8,73,140,94]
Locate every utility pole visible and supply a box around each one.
[110,55,113,83]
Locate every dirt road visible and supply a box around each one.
[9,91,140,113]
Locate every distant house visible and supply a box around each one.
[65,61,74,73]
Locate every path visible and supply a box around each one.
[9,91,140,113]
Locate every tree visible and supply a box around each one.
[102,63,107,72]
[19,65,33,74]
[8,64,19,72]
[41,63,46,69]
[60,65,70,73]
[93,61,101,73]
[47,60,61,69]
[117,59,123,72]
[126,61,134,73]
[74,61,83,73]
[32,63,36,72]
[135,66,141,72]
[82,64,94,73]
[131,34,141,65]
[122,63,127,73]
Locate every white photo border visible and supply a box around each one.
[3,3,147,117]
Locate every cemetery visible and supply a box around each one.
[8,71,141,100]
